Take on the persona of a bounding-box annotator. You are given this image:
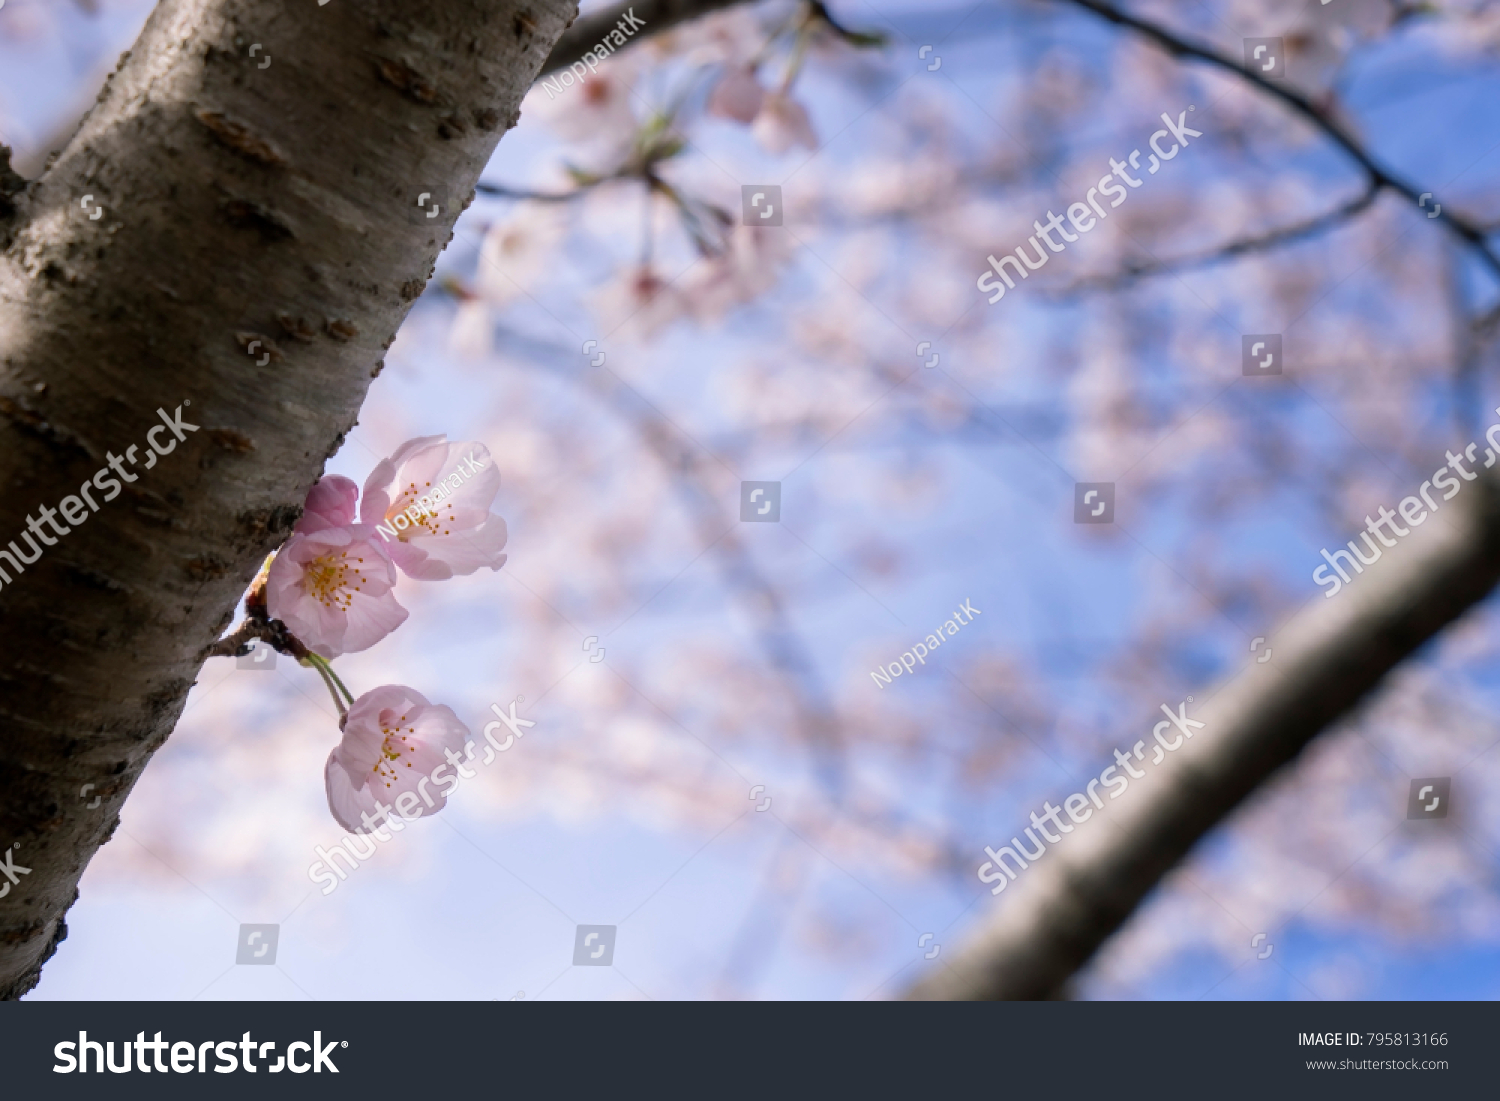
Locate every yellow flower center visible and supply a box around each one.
[372,713,418,788]
[304,550,369,610]
[387,478,457,541]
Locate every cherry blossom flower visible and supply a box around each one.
[471,203,568,308]
[682,224,796,322]
[360,435,509,580]
[594,265,686,337]
[265,526,407,658]
[708,65,765,124]
[525,54,642,163]
[751,92,817,154]
[293,474,359,534]
[448,298,495,360]
[324,685,472,833]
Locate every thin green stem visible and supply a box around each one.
[301,658,347,717]
[306,653,357,705]
[779,28,810,94]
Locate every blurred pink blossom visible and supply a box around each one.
[752,93,817,154]
[448,299,495,360]
[708,65,765,124]
[473,203,566,307]
[361,435,509,580]
[682,224,796,321]
[265,526,407,658]
[595,265,687,337]
[324,685,472,833]
[525,56,642,164]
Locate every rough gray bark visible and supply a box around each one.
[14,0,755,180]
[906,474,1500,999]
[0,0,577,1000]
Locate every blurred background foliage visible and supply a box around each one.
[4,0,1500,999]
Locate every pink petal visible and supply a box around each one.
[340,686,430,775]
[752,94,818,155]
[338,591,411,654]
[358,458,398,527]
[361,437,509,581]
[325,687,472,832]
[708,66,765,124]
[325,753,377,833]
[387,540,438,579]
[387,434,450,474]
[297,475,359,534]
[264,527,406,658]
[403,515,509,579]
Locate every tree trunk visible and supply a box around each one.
[0,0,577,1000]
[906,474,1500,999]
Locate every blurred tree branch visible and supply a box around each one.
[890,11,1500,998]
[1052,181,1382,295]
[1058,0,1500,280]
[540,0,751,76]
[907,473,1500,999]
[488,323,848,791]
[486,321,1002,888]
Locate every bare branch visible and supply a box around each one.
[1052,182,1381,295]
[475,182,583,202]
[486,321,848,789]
[540,0,749,76]
[907,473,1500,999]
[1056,0,1500,280]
